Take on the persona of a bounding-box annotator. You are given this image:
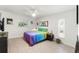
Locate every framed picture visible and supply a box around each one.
[7,18,13,24]
[39,21,48,27]
[30,21,33,24]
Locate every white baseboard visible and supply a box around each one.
[62,41,75,48]
[8,37,23,40]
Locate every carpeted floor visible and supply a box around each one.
[8,38,75,53]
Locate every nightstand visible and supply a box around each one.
[47,33,54,41]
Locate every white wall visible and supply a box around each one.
[78,24,79,37]
[40,8,77,48]
[0,10,35,39]
[0,8,77,48]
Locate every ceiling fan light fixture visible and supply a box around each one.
[32,12,36,17]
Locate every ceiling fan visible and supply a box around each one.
[24,6,39,18]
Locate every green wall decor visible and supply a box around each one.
[18,22,27,27]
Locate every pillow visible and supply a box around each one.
[32,28,37,31]
[38,27,48,32]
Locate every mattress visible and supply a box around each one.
[24,31,48,46]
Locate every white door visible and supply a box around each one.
[58,19,65,38]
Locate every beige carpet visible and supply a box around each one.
[8,38,75,53]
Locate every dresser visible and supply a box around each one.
[0,32,8,53]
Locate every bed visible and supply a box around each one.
[24,28,48,46]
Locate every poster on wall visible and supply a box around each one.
[7,18,13,24]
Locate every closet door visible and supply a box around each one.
[0,13,2,31]
[75,5,79,53]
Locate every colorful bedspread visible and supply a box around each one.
[24,31,48,46]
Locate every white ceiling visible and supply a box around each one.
[0,5,76,17]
